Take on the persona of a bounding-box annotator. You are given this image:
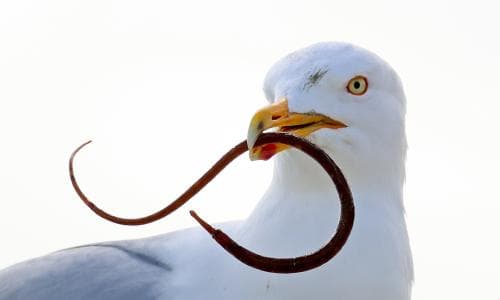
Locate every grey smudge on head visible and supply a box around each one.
[303,68,328,91]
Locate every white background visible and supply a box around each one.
[1,1,499,299]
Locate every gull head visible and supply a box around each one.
[248,42,407,188]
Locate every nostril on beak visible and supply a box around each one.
[272,115,281,120]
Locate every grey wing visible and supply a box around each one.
[0,238,174,300]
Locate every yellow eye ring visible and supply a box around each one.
[347,76,368,95]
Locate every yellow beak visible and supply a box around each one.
[247,98,347,160]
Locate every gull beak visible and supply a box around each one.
[247,98,347,160]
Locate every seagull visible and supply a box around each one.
[0,42,413,300]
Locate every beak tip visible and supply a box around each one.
[249,149,265,161]
[249,153,259,161]
[247,139,256,150]
[247,136,259,161]
[247,129,259,150]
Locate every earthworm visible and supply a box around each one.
[69,132,354,273]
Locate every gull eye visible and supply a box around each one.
[347,76,368,95]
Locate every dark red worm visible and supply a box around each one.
[69,132,355,273]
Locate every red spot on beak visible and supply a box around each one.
[259,143,278,160]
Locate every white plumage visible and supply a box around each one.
[0,42,413,299]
